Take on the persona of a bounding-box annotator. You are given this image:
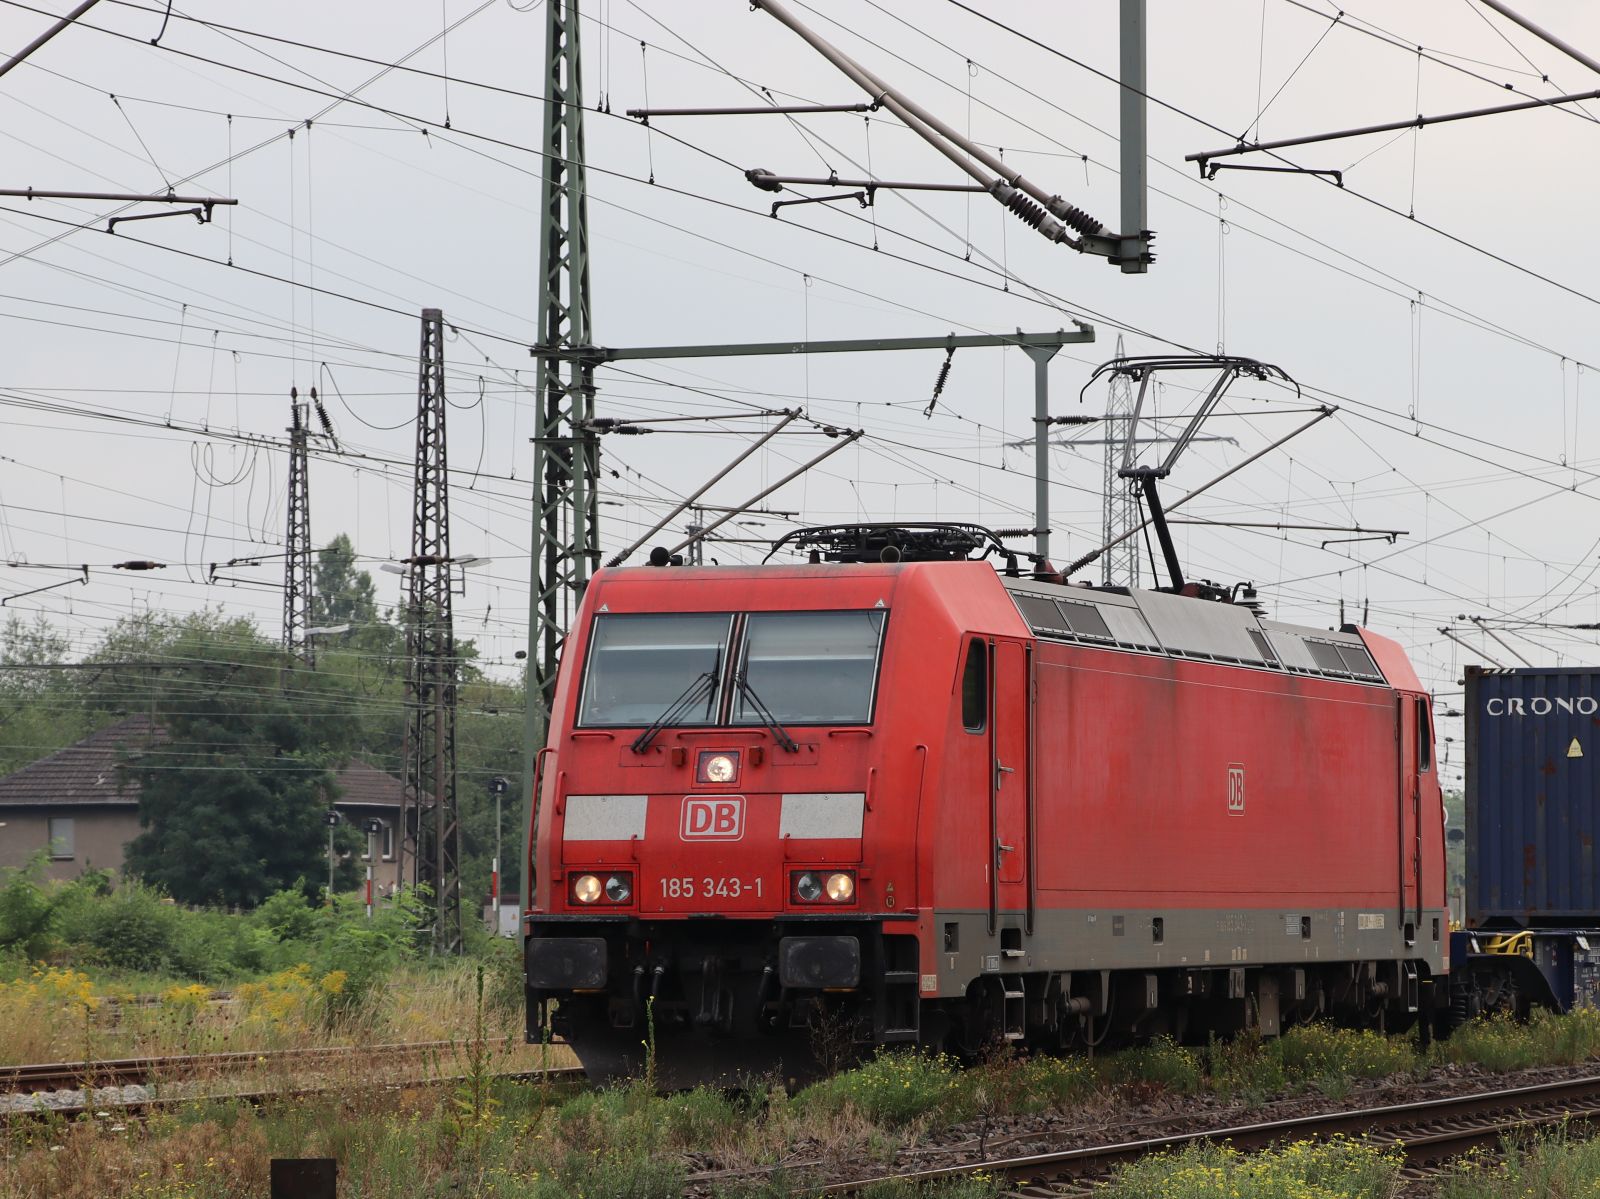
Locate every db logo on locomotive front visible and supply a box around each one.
[680,796,745,841]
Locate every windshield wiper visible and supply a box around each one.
[734,671,800,753]
[631,662,719,754]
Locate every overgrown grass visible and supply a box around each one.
[13,1008,1600,1199]
[0,953,549,1066]
[0,860,538,1065]
[1097,1137,1402,1198]
[1082,1024,1426,1104]
[795,1050,971,1128]
[16,855,1600,1199]
[1435,1006,1600,1072]
[781,1008,1600,1142]
[1437,1125,1600,1198]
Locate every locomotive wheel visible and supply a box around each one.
[1447,986,1479,1034]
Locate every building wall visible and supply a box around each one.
[340,805,405,895]
[1,804,407,893]
[0,807,142,882]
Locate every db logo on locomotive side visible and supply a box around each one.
[681,796,745,841]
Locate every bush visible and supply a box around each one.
[308,888,428,1021]
[254,886,321,945]
[986,1053,1095,1112]
[796,1050,969,1128]
[1103,1036,1204,1094]
[1276,1022,1418,1083]
[57,880,186,973]
[0,858,58,959]
[0,865,429,994]
[1204,1032,1288,1101]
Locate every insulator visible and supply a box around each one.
[311,389,337,442]
[924,348,955,418]
[1055,202,1104,237]
[1004,189,1048,231]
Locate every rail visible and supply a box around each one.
[816,1071,1600,1195]
[2,1040,584,1119]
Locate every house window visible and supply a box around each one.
[48,817,74,860]
[382,824,394,861]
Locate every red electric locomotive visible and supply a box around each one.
[524,523,1446,1085]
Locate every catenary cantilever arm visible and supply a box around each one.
[749,0,1114,252]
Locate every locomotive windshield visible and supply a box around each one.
[576,609,886,728]
[578,613,731,726]
[732,610,885,725]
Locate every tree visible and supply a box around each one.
[0,613,92,776]
[313,533,380,632]
[121,614,360,907]
[455,677,528,906]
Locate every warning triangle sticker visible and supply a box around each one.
[1569,738,1584,759]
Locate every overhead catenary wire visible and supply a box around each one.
[3,0,1587,691]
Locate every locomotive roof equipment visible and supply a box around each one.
[764,521,1033,568]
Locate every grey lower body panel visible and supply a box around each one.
[930,905,1447,998]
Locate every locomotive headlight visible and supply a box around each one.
[825,872,855,902]
[696,750,740,784]
[794,871,823,902]
[571,873,603,904]
[604,873,632,903]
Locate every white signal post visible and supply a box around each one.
[490,777,509,933]
[362,818,384,919]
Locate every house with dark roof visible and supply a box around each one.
[0,715,406,889]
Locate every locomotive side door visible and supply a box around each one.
[991,639,1031,919]
[1397,692,1420,944]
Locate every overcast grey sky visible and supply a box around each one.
[3,0,1599,783]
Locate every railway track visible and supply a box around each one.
[2,1041,585,1120]
[818,1072,1600,1196]
[3,1039,502,1094]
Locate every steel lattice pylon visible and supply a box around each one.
[283,390,315,665]
[523,0,598,843]
[401,308,462,955]
[1101,337,1142,588]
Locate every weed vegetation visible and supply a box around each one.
[13,851,1600,1199]
[1437,1125,1600,1197]
[10,1002,1600,1199]
[0,861,527,1063]
[1434,1006,1600,1071]
[1097,1138,1402,1198]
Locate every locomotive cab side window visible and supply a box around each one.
[732,610,886,726]
[961,640,987,732]
[1416,696,1433,773]
[578,613,732,727]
